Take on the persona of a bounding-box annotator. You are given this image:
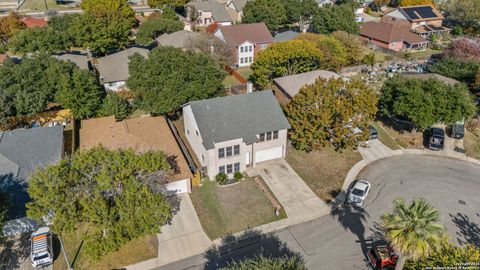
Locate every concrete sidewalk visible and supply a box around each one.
[126,194,212,270]
[251,159,330,224]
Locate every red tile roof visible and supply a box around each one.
[217,22,274,47]
[360,22,427,45]
[21,17,47,28]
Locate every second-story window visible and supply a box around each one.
[234,145,240,155]
[240,46,244,53]
[226,146,233,157]
[219,148,225,158]
[258,131,278,142]
[273,130,279,139]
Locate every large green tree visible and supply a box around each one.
[242,0,287,31]
[311,4,359,34]
[428,57,480,85]
[8,27,72,54]
[147,0,188,8]
[69,13,132,54]
[379,76,476,129]
[221,255,306,270]
[98,92,131,121]
[381,198,445,270]
[0,55,103,122]
[280,0,318,27]
[0,12,25,44]
[250,39,323,88]
[81,0,136,24]
[127,46,225,113]
[404,241,480,270]
[441,0,480,34]
[136,17,183,45]
[285,78,378,151]
[27,147,173,260]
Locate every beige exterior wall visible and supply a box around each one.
[183,105,208,168]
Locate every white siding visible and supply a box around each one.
[213,28,226,42]
[103,81,126,92]
[237,41,254,67]
[183,105,208,168]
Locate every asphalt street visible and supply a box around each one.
[157,155,480,270]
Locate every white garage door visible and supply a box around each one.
[256,146,283,163]
[164,179,189,195]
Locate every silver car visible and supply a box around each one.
[347,179,371,206]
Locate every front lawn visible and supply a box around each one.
[53,225,158,270]
[286,145,362,203]
[190,178,285,240]
[370,121,401,150]
[464,129,480,160]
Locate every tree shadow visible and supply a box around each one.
[166,194,182,217]
[203,230,304,270]
[0,233,30,269]
[330,191,370,258]
[450,212,480,247]
[0,174,29,220]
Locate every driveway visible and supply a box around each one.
[158,155,480,270]
[253,159,330,224]
[126,193,212,270]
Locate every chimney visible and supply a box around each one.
[246,81,253,93]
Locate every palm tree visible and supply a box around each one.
[381,198,445,270]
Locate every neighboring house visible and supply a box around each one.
[156,30,206,50]
[226,0,248,22]
[400,72,461,86]
[187,0,233,27]
[360,21,428,52]
[382,5,450,38]
[0,126,64,235]
[273,70,339,104]
[0,0,19,11]
[273,30,300,42]
[94,47,149,91]
[316,0,335,7]
[79,116,193,195]
[53,53,91,71]
[183,91,291,179]
[20,16,48,28]
[213,22,274,67]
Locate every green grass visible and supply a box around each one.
[190,179,286,240]
[464,130,480,160]
[405,49,442,59]
[237,67,253,81]
[223,75,241,88]
[370,122,401,150]
[286,145,362,203]
[129,109,149,118]
[53,225,158,270]
[18,0,79,12]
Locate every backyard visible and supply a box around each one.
[53,225,158,270]
[286,145,362,203]
[190,178,286,240]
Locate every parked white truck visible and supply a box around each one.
[31,227,53,268]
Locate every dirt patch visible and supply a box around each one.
[377,118,425,149]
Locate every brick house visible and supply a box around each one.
[360,22,428,52]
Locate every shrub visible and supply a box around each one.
[234,172,244,181]
[215,173,228,185]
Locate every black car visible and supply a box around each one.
[369,125,378,140]
[451,122,465,139]
[428,127,445,150]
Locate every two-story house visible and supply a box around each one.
[187,0,233,27]
[381,5,450,38]
[213,22,274,67]
[182,91,291,179]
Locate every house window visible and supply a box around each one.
[234,162,240,172]
[234,145,240,155]
[226,146,233,157]
[219,165,225,174]
[201,154,204,161]
[273,130,279,139]
[260,44,267,50]
[259,133,265,142]
[266,132,272,141]
[249,45,253,52]
[240,57,244,64]
[196,130,199,136]
[240,46,244,53]
[249,56,252,63]
[219,148,225,158]
[226,164,233,174]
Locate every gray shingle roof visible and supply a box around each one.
[273,30,300,42]
[96,47,150,83]
[273,70,339,99]
[0,126,63,180]
[156,30,206,49]
[53,53,90,70]
[231,0,248,11]
[188,0,232,22]
[187,91,290,150]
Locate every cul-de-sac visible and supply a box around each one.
[0,0,479,269]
